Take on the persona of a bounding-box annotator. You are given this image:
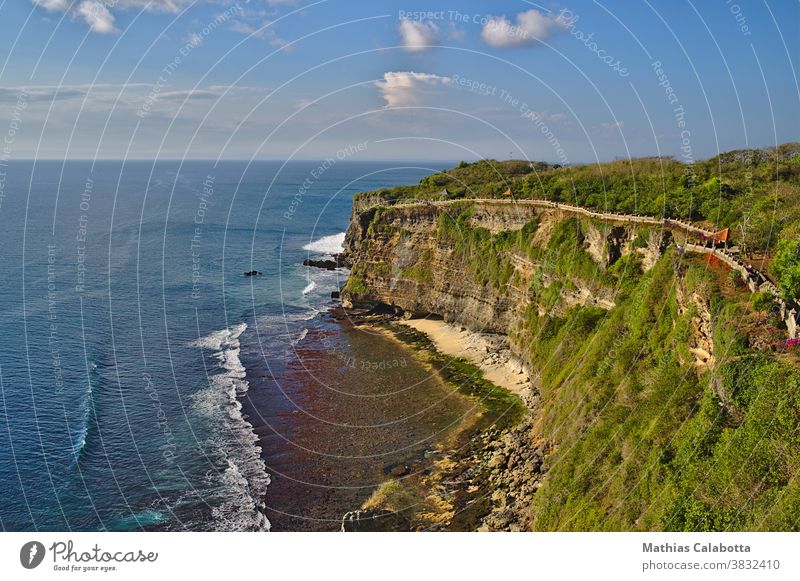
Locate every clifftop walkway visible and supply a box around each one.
[359,195,797,339]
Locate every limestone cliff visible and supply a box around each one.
[342,199,667,349]
[340,198,800,532]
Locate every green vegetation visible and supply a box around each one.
[357,143,800,299]
[371,204,798,530]
[773,238,800,301]
[436,208,541,292]
[400,247,434,283]
[390,323,527,432]
[435,208,630,303]
[541,217,612,287]
[400,263,433,283]
[348,145,800,531]
[363,480,423,515]
[751,291,775,313]
[519,252,800,531]
[343,274,370,297]
[359,159,546,203]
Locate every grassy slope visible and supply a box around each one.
[525,250,800,531]
[350,145,800,530]
[433,202,800,529]
[357,143,800,283]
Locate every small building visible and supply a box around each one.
[701,227,731,248]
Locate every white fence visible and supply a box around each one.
[359,196,798,339]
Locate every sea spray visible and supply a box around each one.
[302,232,346,254]
[190,324,271,531]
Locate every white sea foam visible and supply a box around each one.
[291,328,309,346]
[191,322,247,351]
[191,322,271,531]
[302,232,345,254]
[71,423,88,457]
[70,380,95,460]
[301,281,316,295]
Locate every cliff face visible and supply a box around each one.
[345,202,536,333]
[341,198,800,532]
[343,200,665,339]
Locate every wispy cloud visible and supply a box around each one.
[0,83,157,103]
[600,120,625,130]
[32,0,70,11]
[76,0,117,34]
[228,5,290,47]
[481,9,566,48]
[0,83,266,108]
[374,71,452,108]
[0,86,83,103]
[31,0,215,33]
[228,19,288,47]
[398,20,439,52]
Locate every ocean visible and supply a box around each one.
[0,160,447,532]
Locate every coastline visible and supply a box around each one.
[398,318,534,400]
[338,311,541,531]
[250,307,484,531]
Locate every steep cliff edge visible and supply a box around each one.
[341,197,800,531]
[342,201,660,333]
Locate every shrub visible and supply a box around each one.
[751,291,775,312]
[773,238,800,301]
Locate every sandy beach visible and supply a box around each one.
[399,318,533,399]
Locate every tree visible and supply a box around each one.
[736,211,776,258]
[773,238,800,301]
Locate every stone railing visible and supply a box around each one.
[375,196,712,233]
[356,195,798,338]
[683,243,797,339]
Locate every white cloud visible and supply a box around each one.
[30,0,205,33]
[32,0,70,11]
[77,0,117,34]
[0,83,265,109]
[229,18,289,47]
[91,0,193,12]
[520,109,569,125]
[227,5,291,47]
[374,71,451,108]
[481,9,566,48]
[398,20,439,52]
[601,121,625,130]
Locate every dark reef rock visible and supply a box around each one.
[303,253,347,270]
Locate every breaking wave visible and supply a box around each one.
[191,323,271,531]
[302,232,345,254]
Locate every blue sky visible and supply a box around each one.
[0,0,798,161]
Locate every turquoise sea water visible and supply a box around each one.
[0,160,437,531]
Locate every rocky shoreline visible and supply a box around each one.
[302,253,348,270]
[329,306,545,532]
[305,248,547,531]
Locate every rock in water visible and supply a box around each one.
[303,253,347,270]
